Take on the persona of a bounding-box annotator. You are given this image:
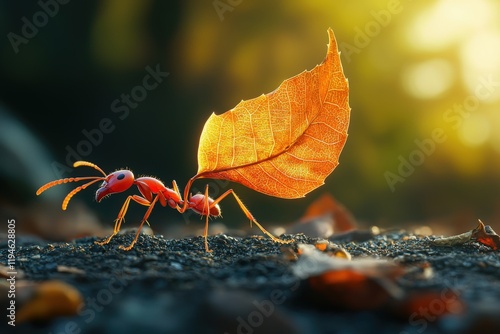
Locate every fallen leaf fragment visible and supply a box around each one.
[282,240,350,261]
[431,219,500,250]
[194,28,350,199]
[294,240,351,260]
[16,280,83,323]
[286,214,335,238]
[308,269,394,310]
[431,230,473,247]
[301,193,357,232]
[57,265,86,275]
[391,290,464,320]
[292,245,464,319]
[292,244,404,310]
[286,194,357,238]
[313,240,351,259]
[471,220,500,250]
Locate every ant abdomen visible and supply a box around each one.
[189,193,221,217]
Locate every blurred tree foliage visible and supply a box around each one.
[1,0,499,228]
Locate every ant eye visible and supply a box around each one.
[117,173,125,180]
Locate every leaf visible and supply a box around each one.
[300,192,357,232]
[286,213,335,238]
[471,219,500,250]
[16,280,83,323]
[292,245,464,317]
[431,219,500,250]
[195,28,350,198]
[286,194,356,238]
[292,244,405,310]
[391,291,464,320]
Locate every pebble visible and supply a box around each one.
[170,262,183,270]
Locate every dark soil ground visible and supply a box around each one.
[1,230,500,334]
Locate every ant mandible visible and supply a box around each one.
[36,161,284,252]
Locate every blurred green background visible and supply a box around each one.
[1,0,499,236]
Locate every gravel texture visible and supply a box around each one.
[1,230,499,334]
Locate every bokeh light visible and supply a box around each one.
[402,59,454,99]
[458,113,491,147]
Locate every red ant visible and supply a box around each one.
[36,161,285,252]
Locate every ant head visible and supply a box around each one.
[95,170,135,202]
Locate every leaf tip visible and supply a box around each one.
[326,27,336,46]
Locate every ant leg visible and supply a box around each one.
[203,185,212,252]
[120,195,160,251]
[171,180,184,211]
[178,177,196,214]
[172,180,181,196]
[210,189,292,244]
[95,195,150,246]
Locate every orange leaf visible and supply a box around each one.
[392,291,464,319]
[301,192,357,232]
[195,28,350,198]
[293,244,405,311]
[16,280,83,323]
[471,219,500,250]
[308,269,394,310]
[432,219,500,250]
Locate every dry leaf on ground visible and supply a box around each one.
[432,219,500,250]
[292,244,405,310]
[16,280,83,323]
[286,193,357,238]
[291,244,464,318]
[301,192,357,231]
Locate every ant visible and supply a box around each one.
[36,161,286,252]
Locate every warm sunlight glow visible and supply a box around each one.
[490,111,500,153]
[458,114,491,147]
[406,0,495,51]
[492,134,500,154]
[461,31,500,102]
[402,59,453,99]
